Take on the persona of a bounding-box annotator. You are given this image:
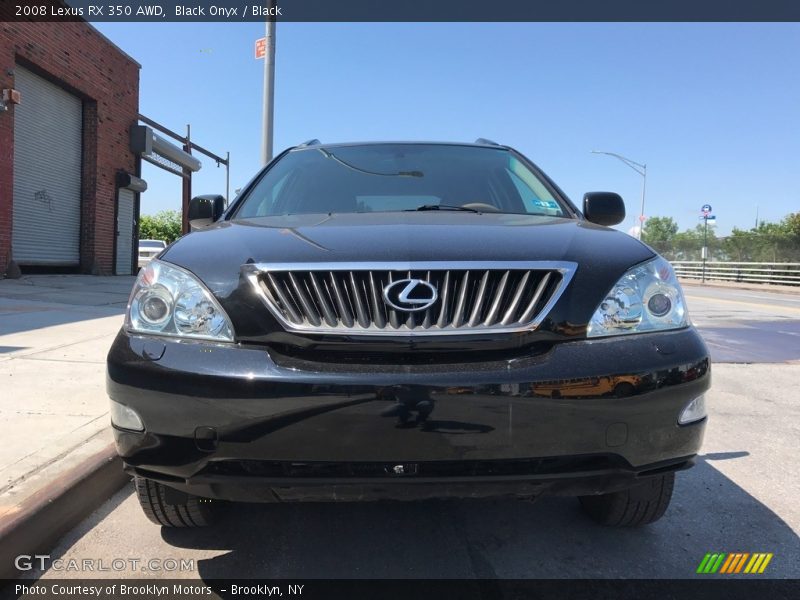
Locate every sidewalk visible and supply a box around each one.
[0,275,134,523]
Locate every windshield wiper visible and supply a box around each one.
[318,149,423,178]
[407,204,482,213]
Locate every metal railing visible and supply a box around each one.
[672,261,800,286]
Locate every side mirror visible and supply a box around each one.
[188,195,225,231]
[583,192,625,226]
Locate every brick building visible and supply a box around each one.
[0,18,141,277]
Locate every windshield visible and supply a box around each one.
[234,144,569,218]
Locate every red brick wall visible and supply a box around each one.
[0,20,140,276]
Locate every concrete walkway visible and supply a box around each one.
[0,275,134,519]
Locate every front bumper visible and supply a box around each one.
[107,327,710,502]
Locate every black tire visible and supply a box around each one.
[578,472,675,527]
[134,477,216,527]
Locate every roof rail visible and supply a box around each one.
[474,138,500,146]
[297,139,321,147]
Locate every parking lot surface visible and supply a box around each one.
[26,285,800,580]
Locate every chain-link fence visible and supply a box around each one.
[641,215,800,263]
[646,238,800,263]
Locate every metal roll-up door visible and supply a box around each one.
[115,188,135,275]
[12,66,83,265]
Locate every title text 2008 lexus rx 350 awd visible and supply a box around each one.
[107,140,710,528]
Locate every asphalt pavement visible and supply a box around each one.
[682,283,800,363]
[21,283,800,580]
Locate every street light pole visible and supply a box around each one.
[591,150,647,240]
[260,3,276,166]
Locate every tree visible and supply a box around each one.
[723,227,757,261]
[641,217,679,256]
[721,220,799,262]
[671,226,701,261]
[139,210,182,244]
[643,217,721,261]
[782,212,800,237]
[674,223,721,261]
[780,213,800,260]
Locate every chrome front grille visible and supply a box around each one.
[246,261,575,335]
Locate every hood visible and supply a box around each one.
[162,212,655,297]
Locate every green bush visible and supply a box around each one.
[139,210,182,245]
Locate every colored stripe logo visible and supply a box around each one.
[696,553,773,574]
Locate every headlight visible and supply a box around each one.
[587,256,688,338]
[125,260,234,341]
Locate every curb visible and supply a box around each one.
[0,443,130,580]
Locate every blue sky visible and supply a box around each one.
[94,22,800,235]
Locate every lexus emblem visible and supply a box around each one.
[383,279,438,312]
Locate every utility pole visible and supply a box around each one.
[225,151,230,203]
[181,124,192,235]
[260,2,276,166]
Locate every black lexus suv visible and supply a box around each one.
[107,140,710,528]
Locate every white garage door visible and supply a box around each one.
[12,66,83,265]
[115,188,135,275]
